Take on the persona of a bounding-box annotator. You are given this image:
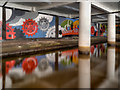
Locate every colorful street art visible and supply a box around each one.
[59,17,79,37]
[22,19,38,37]
[59,17,99,37]
[0,8,56,40]
[100,24,107,36]
[0,21,16,40]
[0,7,110,40]
[0,21,2,40]
[116,23,120,34]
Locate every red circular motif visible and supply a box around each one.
[91,26,95,35]
[22,57,38,74]
[22,19,38,36]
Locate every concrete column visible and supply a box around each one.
[55,16,59,39]
[107,46,115,80]
[108,14,116,45]
[78,54,91,88]
[79,1,91,53]
[98,23,100,36]
[2,7,6,40]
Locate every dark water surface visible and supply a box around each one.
[1,43,119,89]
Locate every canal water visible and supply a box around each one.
[0,43,119,88]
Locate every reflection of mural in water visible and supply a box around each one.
[4,43,107,75]
[59,49,78,66]
[22,57,38,74]
[6,60,15,74]
[58,43,107,67]
[1,44,107,88]
[90,43,107,57]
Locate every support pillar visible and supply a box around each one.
[108,14,116,45]
[2,7,6,40]
[55,16,59,39]
[79,1,91,53]
[98,23,100,36]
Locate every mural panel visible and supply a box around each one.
[0,8,112,40]
[0,7,2,40]
[100,23,107,36]
[59,17,99,37]
[0,8,56,40]
[116,23,120,34]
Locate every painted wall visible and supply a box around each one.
[0,7,2,40]
[0,7,110,40]
[116,23,120,34]
[59,17,99,37]
[0,8,56,40]
[100,23,107,36]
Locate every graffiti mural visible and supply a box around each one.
[0,8,56,40]
[59,17,99,37]
[0,21,2,40]
[116,23,120,34]
[0,21,16,40]
[59,17,79,37]
[22,19,38,37]
[0,7,114,40]
[100,24,107,36]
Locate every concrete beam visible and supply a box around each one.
[38,10,71,18]
[5,2,32,11]
[92,2,118,13]
[36,2,74,10]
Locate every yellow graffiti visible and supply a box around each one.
[73,20,79,29]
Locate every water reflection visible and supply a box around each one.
[107,46,115,80]
[90,43,107,57]
[98,46,118,88]
[78,54,90,88]
[2,43,119,88]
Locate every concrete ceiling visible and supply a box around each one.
[0,1,119,23]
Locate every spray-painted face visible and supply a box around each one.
[38,17,49,31]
